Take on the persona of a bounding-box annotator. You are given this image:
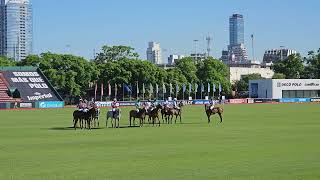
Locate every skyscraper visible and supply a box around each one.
[0,0,33,61]
[221,14,248,64]
[229,14,244,46]
[146,42,162,64]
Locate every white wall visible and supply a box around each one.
[250,79,320,99]
[229,67,274,83]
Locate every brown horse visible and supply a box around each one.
[205,105,223,123]
[148,104,162,126]
[129,108,147,127]
[164,106,182,124]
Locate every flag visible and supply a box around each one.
[219,83,222,93]
[208,83,210,93]
[213,83,216,93]
[142,83,145,94]
[108,82,111,96]
[115,84,118,96]
[195,83,198,92]
[124,84,132,93]
[189,83,192,93]
[182,84,186,93]
[136,82,139,94]
[176,84,179,93]
[156,84,159,94]
[94,83,97,100]
[101,83,104,98]
[163,83,166,93]
[149,83,154,94]
[201,83,204,92]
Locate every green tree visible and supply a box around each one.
[20,53,99,100]
[272,73,286,79]
[234,73,264,92]
[0,56,16,66]
[175,57,198,83]
[95,45,139,63]
[196,57,231,94]
[304,49,320,79]
[272,54,304,79]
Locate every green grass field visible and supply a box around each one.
[1,103,320,180]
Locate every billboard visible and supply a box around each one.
[2,70,61,102]
[38,101,64,108]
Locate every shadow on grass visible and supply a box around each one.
[48,126,142,131]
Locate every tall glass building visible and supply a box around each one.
[229,14,244,46]
[0,0,32,61]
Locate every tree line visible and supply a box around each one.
[0,45,231,103]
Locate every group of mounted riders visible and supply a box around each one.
[73,96,223,130]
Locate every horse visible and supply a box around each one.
[129,108,147,127]
[164,106,182,124]
[148,104,162,126]
[92,108,100,128]
[73,107,96,130]
[106,109,121,128]
[205,104,223,123]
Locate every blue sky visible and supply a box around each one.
[33,0,320,62]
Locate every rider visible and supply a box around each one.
[135,99,141,113]
[209,98,216,110]
[163,99,169,108]
[173,98,180,110]
[111,98,119,112]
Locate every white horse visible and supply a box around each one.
[106,109,121,128]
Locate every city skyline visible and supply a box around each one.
[32,0,320,61]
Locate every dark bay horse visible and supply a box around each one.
[73,107,96,130]
[148,104,162,126]
[205,105,223,123]
[129,108,147,127]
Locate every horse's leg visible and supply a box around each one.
[157,116,160,127]
[74,118,78,130]
[106,117,108,127]
[218,113,223,123]
[207,112,211,123]
[175,114,177,124]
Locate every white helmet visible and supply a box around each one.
[174,98,177,101]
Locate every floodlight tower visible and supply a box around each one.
[206,36,212,58]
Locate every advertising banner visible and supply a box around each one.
[311,98,320,102]
[229,99,246,104]
[19,103,33,108]
[38,101,64,108]
[279,98,311,103]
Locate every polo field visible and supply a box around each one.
[1,103,320,180]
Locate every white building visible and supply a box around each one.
[263,49,297,63]
[168,55,185,65]
[249,79,320,99]
[146,42,162,64]
[229,67,274,84]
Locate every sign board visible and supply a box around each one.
[38,101,64,108]
[229,99,246,104]
[2,70,61,102]
[19,103,33,108]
